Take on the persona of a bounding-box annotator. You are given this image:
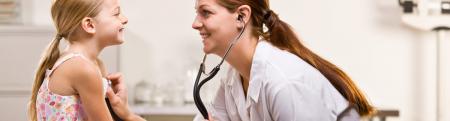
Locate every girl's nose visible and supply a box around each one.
[121,15,128,25]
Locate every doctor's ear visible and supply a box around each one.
[235,5,251,27]
[237,15,243,21]
[81,17,96,34]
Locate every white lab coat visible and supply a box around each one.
[194,40,360,121]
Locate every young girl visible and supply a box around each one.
[28,0,128,120]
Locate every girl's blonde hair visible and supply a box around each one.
[28,0,103,120]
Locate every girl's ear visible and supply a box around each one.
[81,17,96,34]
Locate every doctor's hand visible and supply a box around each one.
[106,73,146,121]
[208,113,215,121]
[107,73,128,104]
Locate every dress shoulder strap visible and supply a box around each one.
[45,53,89,77]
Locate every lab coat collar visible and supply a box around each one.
[226,69,238,86]
[227,69,251,120]
[247,61,263,104]
[226,40,270,104]
[247,40,271,104]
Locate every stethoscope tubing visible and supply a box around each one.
[193,19,247,119]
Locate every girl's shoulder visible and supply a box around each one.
[47,54,102,95]
[55,56,104,90]
[62,56,101,81]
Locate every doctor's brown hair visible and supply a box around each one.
[28,0,103,121]
[217,0,376,117]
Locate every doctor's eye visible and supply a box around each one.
[201,10,212,17]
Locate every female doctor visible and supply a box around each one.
[105,0,376,120]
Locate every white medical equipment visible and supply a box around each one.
[399,0,450,120]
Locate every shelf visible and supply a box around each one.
[0,88,30,96]
[0,25,54,34]
[131,104,198,116]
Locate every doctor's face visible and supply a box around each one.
[192,0,240,55]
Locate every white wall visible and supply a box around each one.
[22,0,450,120]
[0,26,54,121]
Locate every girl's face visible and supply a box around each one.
[94,0,128,46]
[192,0,240,55]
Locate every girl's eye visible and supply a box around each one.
[114,9,121,16]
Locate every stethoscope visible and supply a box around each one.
[193,15,246,119]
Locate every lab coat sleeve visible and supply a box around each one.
[269,82,334,121]
[193,80,230,121]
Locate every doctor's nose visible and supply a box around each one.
[192,17,202,30]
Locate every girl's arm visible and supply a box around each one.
[67,57,113,121]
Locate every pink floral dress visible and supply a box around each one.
[36,53,109,121]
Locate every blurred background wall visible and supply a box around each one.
[1,0,449,120]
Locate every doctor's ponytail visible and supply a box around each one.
[262,9,376,117]
[218,0,376,117]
